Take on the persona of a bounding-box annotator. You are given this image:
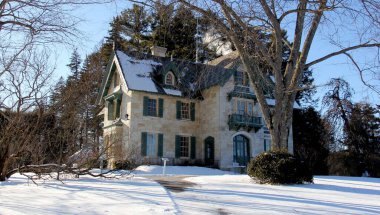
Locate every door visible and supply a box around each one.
[233,135,250,166]
[204,137,215,166]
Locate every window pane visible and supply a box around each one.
[237,101,245,115]
[147,99,157,116]
[180,136,189,157]
[181,102,190,119]
[165,73,173,85]
[147,133,156,156]
[248,103,253,115]
[235,71,243,85]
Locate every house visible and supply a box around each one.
[96,46,295,169]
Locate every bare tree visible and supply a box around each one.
[130,0,380,150]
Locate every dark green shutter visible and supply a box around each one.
[176,101,181,119]
[108,101,114,120]
[141,132,147,156]
[158,98,164,118]
[143,96,149,116]
[190,102,195,121]
[115,99,121,118]
[175,135,181,158]
[191,136,196,159]
[158,133,163,157]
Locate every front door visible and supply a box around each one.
[233,135,250,166]
[204,137,215,166]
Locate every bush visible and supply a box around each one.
[248,150,313,184]
[366,155,380,178]
[327,152,362,176]
[114,159,136,170]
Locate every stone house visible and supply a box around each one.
[96,46,296,169]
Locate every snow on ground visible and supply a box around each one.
[1,166,380,215]
[134,165,231,176]
[0,174,176,215]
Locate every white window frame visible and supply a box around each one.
[181,102,190,119]
[165,72,175,85]
[180,136,190,158]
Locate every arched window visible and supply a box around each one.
[233,135,250,166]
[165,72,175,85]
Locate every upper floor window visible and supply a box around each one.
[143,96,164,117]
[114,73,119,87]
[107,97,121,121]
[176,101,195,121]
[181,102,190,119]
[147,98,157,116]
[236,100,254,116]
[165,72,175,85]
[235,71,249,87]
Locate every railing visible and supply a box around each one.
[228,114,263,132]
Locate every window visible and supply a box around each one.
[114,73,119,87]
[146,133,156,156]
[180,136,190,157]
[107,98,121,121]
[235,71,249,86]
[236,100,254,115]
[181,102,190,119]
[263,127,271,151]
[264,139,271,151]
[165,72,175,85]
[147,98,157,116]
[143,97,163,117]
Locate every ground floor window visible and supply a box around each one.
[233,135,250,165]
[146,133,156,156]
[180,136,190,157]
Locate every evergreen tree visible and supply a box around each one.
[66,49,82,83]
[293,107,331,175]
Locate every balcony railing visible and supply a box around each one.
[228,114,263,132]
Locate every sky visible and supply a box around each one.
[55,1,379,109]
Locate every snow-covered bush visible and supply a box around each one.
[248,150,313,184]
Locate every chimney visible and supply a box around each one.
[150,46,167,57]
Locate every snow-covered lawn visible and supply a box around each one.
[1,166,380,215]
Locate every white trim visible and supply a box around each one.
[165,71,175,85]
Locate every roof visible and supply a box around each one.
[97,50,235,104]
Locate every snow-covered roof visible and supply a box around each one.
[100,50,234,100]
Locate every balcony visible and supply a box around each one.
[228,114,263,132]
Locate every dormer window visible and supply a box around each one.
[235,71,249,87]
[165,72,175,86]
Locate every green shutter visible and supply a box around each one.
[157,133,163,157]
[108,100,114,120]
[190,102,195,121]
[143,96,149,116]
[176,101,181,119]
[141,132,147,156]
[175,135,181,158]
[158,98,164,118]
[191,136,196,159]
[115,99,121,118]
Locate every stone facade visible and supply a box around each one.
[99,53,294,169]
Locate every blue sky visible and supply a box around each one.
[55,2,379,108]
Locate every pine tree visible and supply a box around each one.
[67,49,82,83]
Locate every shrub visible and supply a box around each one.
[248,150,313,184]
[327,152,362,176]
[366,155,380,178]
[114,159,136,170]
